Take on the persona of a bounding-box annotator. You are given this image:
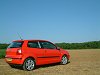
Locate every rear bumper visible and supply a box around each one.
[5,55,23,65]
[5,58,23,65]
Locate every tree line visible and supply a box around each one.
[0,43,9,49]
[0,41,100,49]
[55,41,100,49]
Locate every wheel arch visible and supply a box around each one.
[62,54,68,59]
[23,56,36,64]
[62,54,67,57]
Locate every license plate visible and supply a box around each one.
[6,58,12,62]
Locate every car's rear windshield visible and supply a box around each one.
[8,41,23,48]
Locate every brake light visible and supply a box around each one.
[17,49,22,54]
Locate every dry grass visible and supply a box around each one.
[0,49,100,75]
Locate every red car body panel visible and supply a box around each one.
[5,40,70,66]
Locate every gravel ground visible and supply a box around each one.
[0,49,100,75]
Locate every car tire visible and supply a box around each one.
[23,58,35,71]
[61,55,68,65]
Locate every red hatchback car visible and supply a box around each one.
[5,40,70,71]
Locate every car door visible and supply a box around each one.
[26,41,45,65]
[39,41,61,64]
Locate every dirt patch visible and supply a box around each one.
[0,49,100,75]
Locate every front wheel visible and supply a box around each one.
[61,55,68,65]
[23,58,35,71]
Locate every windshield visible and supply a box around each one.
[8,41,23,48]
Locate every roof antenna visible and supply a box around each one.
[17,33,23,40]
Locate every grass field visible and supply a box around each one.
[0,49,100,75]
[0,49,6,58]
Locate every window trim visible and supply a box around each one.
[38,41,41,48]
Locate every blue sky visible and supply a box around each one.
[0,0,100,43]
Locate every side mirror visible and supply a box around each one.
[57,47,60,50]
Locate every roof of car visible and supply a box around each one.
[13,39,49,42]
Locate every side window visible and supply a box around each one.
[40,41,57,49]
[28,41,39,48]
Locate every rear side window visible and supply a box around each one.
[28,41,39,48]
[8,41,23,48]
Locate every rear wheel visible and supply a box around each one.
[61,55,68,65]
[23,58,35,71]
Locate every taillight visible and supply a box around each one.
[17,49,22,54]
